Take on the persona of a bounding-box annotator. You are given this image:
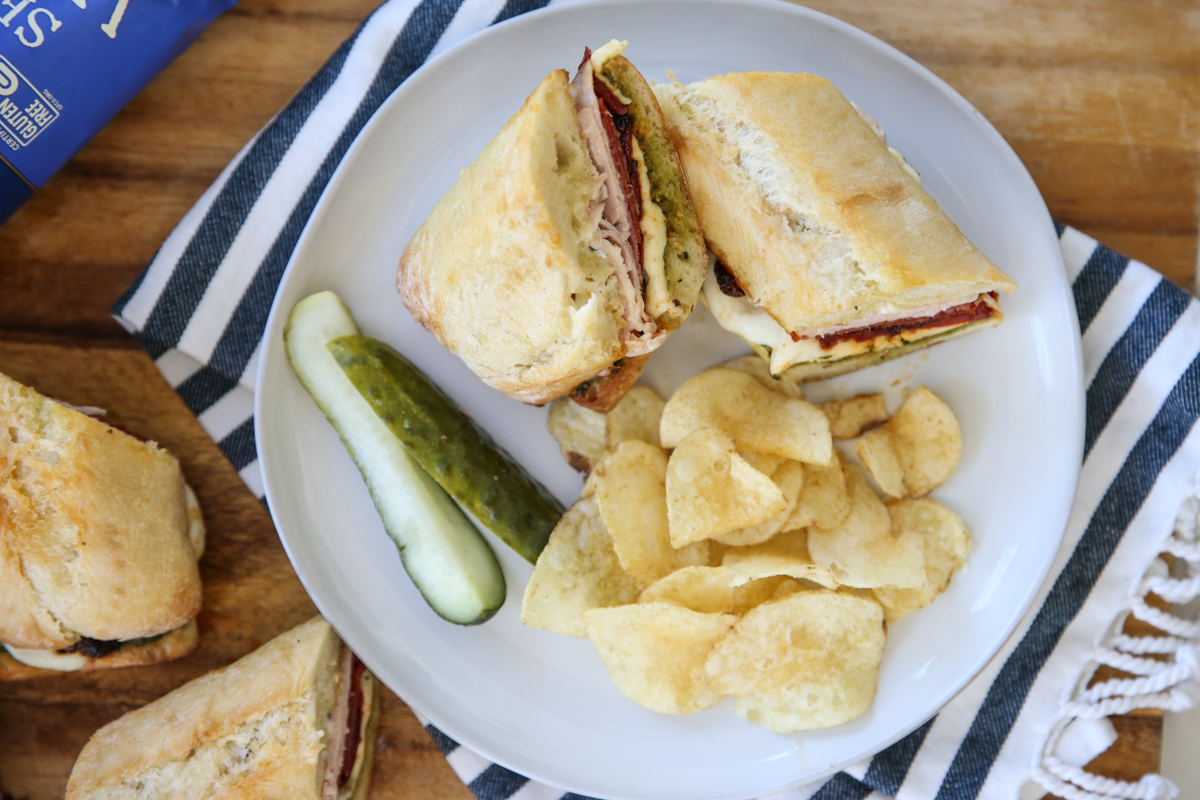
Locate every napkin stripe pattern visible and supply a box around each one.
[108,2,1200,799]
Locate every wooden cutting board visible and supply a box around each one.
[1,1,1195,797]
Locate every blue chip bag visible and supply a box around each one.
[0,0,239,222]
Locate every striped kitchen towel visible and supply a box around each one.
[111,0,1200,798]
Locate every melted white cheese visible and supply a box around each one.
[632,138,670,319]
[590,39,627,72]
[184,482,205,558]
[703,263,974,375]
[4,644,88,671]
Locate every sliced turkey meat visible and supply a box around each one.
[570,52,666,357]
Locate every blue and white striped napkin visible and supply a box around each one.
[111,1,1200,798]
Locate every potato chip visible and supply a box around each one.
[547,397,607,473]
[819,394,888,440]
[806,464,925,588]
[873,499,971,622]
[521,496,643,637]
[786,456,851,531]
[720,529,839,590]
[665,429,786,547]
[706,539,729,567]
[606,385,665,449]
[856,386,961,498]
[660,369,833,465]
[638,565,794,615]
[717,354,805,400]
[593,440,708,585]
[855,428,906,497]
[738,450,785,477]
[706,591,885,731]
[585,603,739,714]
[714,460,805,547]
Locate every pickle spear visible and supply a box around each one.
[328,336,563,565]
[285,291,505,625]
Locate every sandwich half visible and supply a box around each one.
[653,72,1018,380]
[66,616,379,800]
[398,41,706,411]
[0,372,205,677]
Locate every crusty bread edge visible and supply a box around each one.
[0,619,199,680]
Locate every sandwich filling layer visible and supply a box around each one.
[321,645,375,800]
[703,261,1001,376]
[570,44,667,358]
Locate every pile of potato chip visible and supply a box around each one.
[524,356,971,733]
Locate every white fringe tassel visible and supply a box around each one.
[1033,487,1200,800]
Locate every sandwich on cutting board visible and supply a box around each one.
[653,72,1018,380]
[66,616,378,800]
[0,372,205,677]
[398,41,706,412]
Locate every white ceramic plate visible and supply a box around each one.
[255,2,1084,798]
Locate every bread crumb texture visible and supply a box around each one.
[79,702,324,800]
[67,618,343,800]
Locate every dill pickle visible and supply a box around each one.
[328,336,563,564]
[285,292,504,625]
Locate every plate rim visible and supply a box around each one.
[254,1,1085,796]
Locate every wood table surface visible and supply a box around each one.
[0,1,1195,797]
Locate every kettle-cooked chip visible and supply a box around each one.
[639,565,794,615]
[786,456,851,531]
[547,397,607,474]
[873,499,971,622]
[521,496,643,637]
[819,394,889,440]
[666,429,787,547]
[720,529,840,590]
[806,464,926,589]
[606,385,666,449]
[717,354,805,400]
[714,460,806,547]
[855,428,906,497]
[706,591,885,731]
[593,441,708,585]
[738,449,786,477]
[856,386,961,498]
[585,603,739,714]
[660,369,833,465]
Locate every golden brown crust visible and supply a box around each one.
[655,73,1017,333]
[0,373,201,650]
[0,620,199,680]
[66,617,344,800]
[398,70,624,406]
[570,355,649,413]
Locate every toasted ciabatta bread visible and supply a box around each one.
[0,372,203,674]
[653,72,1017,379]
[66,617,379,800]
[399,43,705,411]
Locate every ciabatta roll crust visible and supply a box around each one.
[65,617,364,800]
[399,70,623,406]
[0,373,201,651]
[654,72,1017,335]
